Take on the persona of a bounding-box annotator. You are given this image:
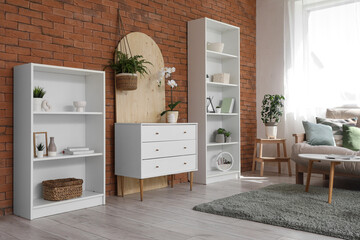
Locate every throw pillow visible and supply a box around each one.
[342,124,360,151]
[316,117,357,147]
[302,121,336,146]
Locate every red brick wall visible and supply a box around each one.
[0,0,256,215]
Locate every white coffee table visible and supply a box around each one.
[299,153,360,204]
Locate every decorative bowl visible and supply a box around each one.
[73,101,87,112]
[207,42,224,53]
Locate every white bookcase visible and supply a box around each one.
[188,18,241,184]
[13,63,106,219]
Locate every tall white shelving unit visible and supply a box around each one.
[14,63,106,219]
[188,18,240,184]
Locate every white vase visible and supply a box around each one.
[33,98,43,112]
[265,123,278,139]
[37,150,44,158]
[226,136,232,143]
[216,108,221,113]
[167,111,179,123]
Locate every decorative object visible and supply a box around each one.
[206,74,210,82]
[302,121,335,146]
[252,138,291,177]
[261,94,285,139]
[33,86,46,112]
[215,106,221,113]
[213,73,230,84]
[160,68,181,122]
[193,183,360,240]
[41,100,52,112]
[221,98,235,113]
[115,123,198,201]
[73,101,87,112]
[215,152,233,171]
[342,124,360,151]
[206,97,215,113]
[42,178,83,201]
[225,131,231,142]
[48,137,57,157]
[36,143,45,158]
[33,132,48,157]
[215,128,226,143]
[316,117,357,146]
[207,42,224,53]
[158,67,175,87]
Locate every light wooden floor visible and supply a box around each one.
[2,171,358,240]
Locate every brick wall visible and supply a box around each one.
[0,0,256,216]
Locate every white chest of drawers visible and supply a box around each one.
[115,123,198,200]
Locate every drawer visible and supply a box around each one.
[141,155,196,178]
[142,140,196,159]
[142,125,196,142]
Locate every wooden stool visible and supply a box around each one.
[252,138,292,177]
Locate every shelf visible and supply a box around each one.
[33,153,103,162]
[207,142,239,147]
[33,191,103,209]
[206,50,238,59]
[207,113,238,116]
[33,112,103,115]
[207,82,238,88]
[207,169,240,178]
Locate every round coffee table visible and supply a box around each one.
[299,154,360,203]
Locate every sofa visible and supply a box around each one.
[291,108,360,184]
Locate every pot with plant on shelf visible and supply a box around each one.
[36,143,45,158]
[215,128,226,143]
[33,86,46,112]
[261,94,285,139]
[104,50,152,91]
[215,106,221,113]
[225,131,232,143]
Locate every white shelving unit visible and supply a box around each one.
[14,63,106,219]
[188,18,241,184]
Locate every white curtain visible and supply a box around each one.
[284,0,360,143]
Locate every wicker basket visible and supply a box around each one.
[116,73,138,91]
[42,178,83,201]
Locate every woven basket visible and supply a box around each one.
[42,178,83,201]
[116,73,138,91]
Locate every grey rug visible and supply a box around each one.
[193,183,360,240]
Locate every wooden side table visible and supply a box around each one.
[252,139,292,177]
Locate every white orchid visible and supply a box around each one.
[167,80,178,88]
[157,66,176,87]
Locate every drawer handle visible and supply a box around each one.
[184,147,187,149]
[155,132,159,135]
[184,162,187,165]
[184,131,187,134]
[156,166,159,168]
[155,149,159,152]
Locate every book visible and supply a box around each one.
[67,147,90,151]
[63,149,95,155]
[221,98,235,113]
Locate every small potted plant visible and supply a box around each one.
[104,50,152,91]
[225,131,232,143]
[36,143,45,158]
[33,86,46,112]
[215,128,226,143]
[160,67,181,123]
[261,94,285,139]
[215,106,221,113]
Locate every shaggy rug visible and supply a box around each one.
[193,183,360,240]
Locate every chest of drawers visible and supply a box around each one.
[115,123,198,200]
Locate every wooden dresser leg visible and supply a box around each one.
[139,179,144,201]
[171,175,174,188]
[120,176,124,197]
[190,172,193,191]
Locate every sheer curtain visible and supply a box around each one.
[284,0,360,143]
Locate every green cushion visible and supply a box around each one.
[302,121,335,146]
[342,124,360,151]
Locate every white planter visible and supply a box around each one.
[215,134,225,143]
[215,107,221,113]
[33,98,43,112]
[167,111,179,123]
[37,150,44,158]
[265,124,278,139]
[73,101,87,112]
[226,136,232,143]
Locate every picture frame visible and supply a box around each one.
[206,97,215,113]
[33,132,48,157]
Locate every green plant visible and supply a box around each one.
[36,143,45,151]
[261,94,285,124]
[225,131,231,137]
[217,128,226,134]
[216,106,221,108]
[104,51,152,76]
[33,86,46,98]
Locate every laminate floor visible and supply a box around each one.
[2,171,358,240]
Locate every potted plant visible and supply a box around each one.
[225,131,232,143]
[104,50,152,91]
[160,67,181,123]
[215,128,226,143]
[33,86,46,112]
[36,143,45,158]
[261,94,285,139]
[215,106,221,113]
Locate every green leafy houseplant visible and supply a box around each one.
[261,94,285,125]
[217,128,226,134]
[33,87,46,98]
[36,143,45,151]
[224,131,231,138]
[105,51,152,75]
